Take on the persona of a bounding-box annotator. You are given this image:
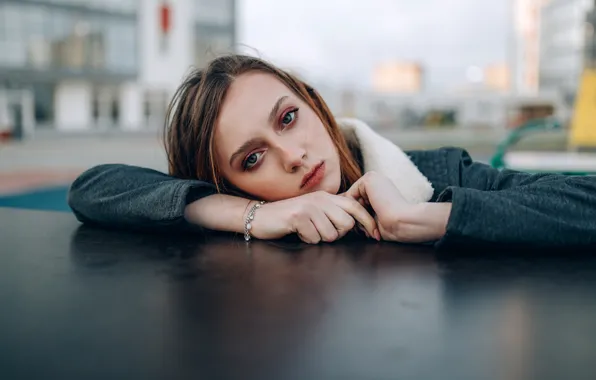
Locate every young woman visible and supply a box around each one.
[68,54,596,249]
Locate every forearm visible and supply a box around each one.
[184,194,254,233]
[437,182,596,246]
[68,164,216,230]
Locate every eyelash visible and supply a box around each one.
[241,107,300,171]
[280,107,299,129]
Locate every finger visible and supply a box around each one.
[295,219,322,244]
[344,179,370,204]
[377,220,390,241]
[310,208,340,243]
[320,203,355,239]
[333,196,379,240]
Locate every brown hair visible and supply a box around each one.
[164,54,362,195]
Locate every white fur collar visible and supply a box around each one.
[336,118,434,204]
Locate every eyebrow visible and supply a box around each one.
[229,95,289,167]
[268,95,288,125]
[229,138,262,167]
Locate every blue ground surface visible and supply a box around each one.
[0,186,71,212]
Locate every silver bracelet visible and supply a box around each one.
[244,200,265,242]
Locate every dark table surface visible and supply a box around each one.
[2,207,596,380]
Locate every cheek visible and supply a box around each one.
[305,118,335,150]
[223,165,297,201]
[314,126,339,159]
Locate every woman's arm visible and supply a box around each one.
[434,148,596,248]
[68,164,217,231]
[349,150,596,247]
[69,164,269,235]
[69,164,378,241]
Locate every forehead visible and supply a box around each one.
[218,71,294,129]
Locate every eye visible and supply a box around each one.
[281,108,298,127]
[243,151,263,170]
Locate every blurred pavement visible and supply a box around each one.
[0,128,568,194]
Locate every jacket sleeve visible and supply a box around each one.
[434,148,596,248]
[68,164,217,231]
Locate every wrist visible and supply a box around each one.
[184,194,253,234]
[246,201,276,240]
[414,202,451,239]
[243,200,265,241]
[393,202,450,242]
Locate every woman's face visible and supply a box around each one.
[214,72,342,201]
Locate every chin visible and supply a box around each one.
[320,176,341,195]
[323,182,341,195]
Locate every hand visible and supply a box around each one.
[343,171,450,243]
[250,191,380,244]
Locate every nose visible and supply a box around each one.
[279,142,306,173]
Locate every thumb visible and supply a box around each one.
[340,188,367,207]
[339,188,356,199]
[343,181,372,210]
[340,187,358,202]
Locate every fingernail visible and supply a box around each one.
[374,229,381,241]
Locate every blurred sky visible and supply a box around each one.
[238,0,511,91]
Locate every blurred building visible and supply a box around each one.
[587,6,596,68]
[511,0,548,94]
[539,0,595,104]
[371,62,424,94]
[0,0,236,134]
[484,63,511,92]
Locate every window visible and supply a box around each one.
[195,32,234,68]
[143,90,169,128]
[92,86,120,127]
[105,20,136,72]
[195,0,233,26]
[0,4,26,67]
[32,84,55,125]
[37,0,138,13]
[0,3,137,74]
[111,96,119,125]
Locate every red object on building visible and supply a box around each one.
[159,2,171,35]
[0,130,11,142]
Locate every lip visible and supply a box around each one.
[301,161,325,189]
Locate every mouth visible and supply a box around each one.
[301,161,326,189]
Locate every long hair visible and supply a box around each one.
[164,54,362,194]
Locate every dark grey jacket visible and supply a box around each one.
[68,147,596,249]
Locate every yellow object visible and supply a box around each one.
[569,68,596,149]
